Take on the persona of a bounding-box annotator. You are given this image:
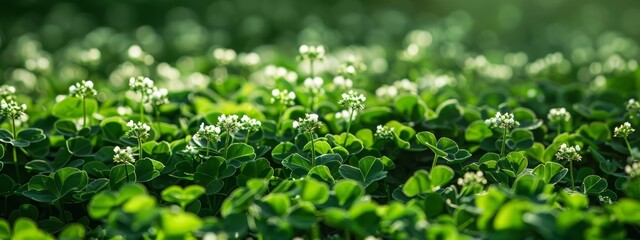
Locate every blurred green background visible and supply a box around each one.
[1,0,639,98]
[2,0,639,58]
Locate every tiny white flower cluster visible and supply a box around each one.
[238,52,261,67]
[332,75,353,89]
[298,45,325,60]
[241,115,262,132]
[375,125,395,140]
[127,45,155,65]
[0,85,17,101]
[126,121,151,140]
[627,99,640,118]
[218,114,243,134]
[339,90,366,111]
[625,161,640,178]
[69,80,97,98]
[393,79,418,95]
[147,87,169,106]
[547,107,571,122]
[485,112,520,129]
[184,145,199,155]
[0,99,27,119]
[337,60,365,77]
[556,143,582,162]
[194,123,222,142]
[213,48,237,65]
[614,122,635,138]
[457,171,488,186]
[113,146,135,164]
[304,77,324,93]
[375,85,399,100]
[293,113,323,133]
[271,89,296,106]
[264,65,298,84]
[375,79,418,100]
[335,110,357,121]
[129,76,155,94]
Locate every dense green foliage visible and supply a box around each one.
[2,1,640,239]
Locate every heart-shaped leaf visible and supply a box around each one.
[582,175,607,195]
[225,143,256,168]
[532,162,568,184]
[194,156,236,195]
[161,185,205,208]
[22,167,89,203]
[339,156,387,188]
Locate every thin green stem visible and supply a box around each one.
[275,106,284,134]
[206,141,210,158]
[11,118,21,182]
[57,201,67,222]
[82,96,87,128]
[224,131,231,159]
[124,162,131,183]
[138,139,143,160]
[569,160,575,191]
[309,91,315,112]
[310,59,315,77]
[3,196,7,216]
[432,155,439,169]
[245,131,251,144]
[311,223,320,240]
[140,92,145,121]
[155,107,162,136]
[556,123,561,137]
[500,128,508,158]
[343,109,354,146]
[625,138,634,158]
[309,132,316,166]
[207,195,214,211]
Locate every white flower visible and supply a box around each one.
[184,145,199,155]
[241,115,262,132]
[333,75,353,89]
[339,90,366,111]
[0,85,16,101]
[614,122,635,138]
[126,121,151,140]
[213,48,237,65]
[69,80,98,98]
[238,52,261,67]
[625,161,640,178]
[113,146,135,164]
[457,171,488,186]
[627,99,640,118]
[129,76,155,95]
[194,123,222,142]
[375,85,398,100]
[375,125,395,140]
[335,110,357,121]
[264,65,298,83]
[271,89,296,106]
[547,107,571,122]
[217,114,242,133]
[0,99,27,119]
[393,79,418,95]
[304,77,324,93]
[147,87,169,106]
[556,143,582,161]
[298,45,325,60]
[485,112,520,129]
[293,113,323,133]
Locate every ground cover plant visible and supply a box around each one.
[1,0,640,239]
